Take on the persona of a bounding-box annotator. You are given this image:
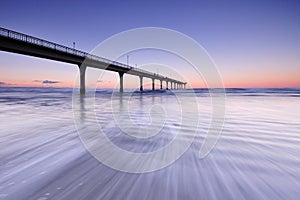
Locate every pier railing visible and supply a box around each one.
[0,27,171,80]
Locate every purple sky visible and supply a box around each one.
[0,0,299,88]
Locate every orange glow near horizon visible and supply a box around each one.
[2,78,299,89]
[0,52,299,89]
[1,64,300,89]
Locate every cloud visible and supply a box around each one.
[0,81,6,85]
[33,80,42,82]
[42,80,60,84]
[97,80,111,83]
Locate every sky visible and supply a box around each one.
[0,0,299,88]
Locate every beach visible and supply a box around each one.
[0,87,299,199]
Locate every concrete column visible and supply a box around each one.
[79,65,87,95]
[171,82,173,90]
[152,78,155,90]
[184,83,186,89]
[160,80,162,90]
[139,76,143,92]
[119,72,124,93]
[166,81,169,90]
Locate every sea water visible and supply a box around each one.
[0,87,299,199]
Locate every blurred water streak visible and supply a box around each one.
[0,87,299,199]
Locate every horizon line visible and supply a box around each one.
[0,85,299,89]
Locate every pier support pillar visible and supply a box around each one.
[166,81,169,90]
[171,82,173,90]
[184,83,186,89]
[139,76,143,92]
[79,65,87,95]
[160,80,163,90]
[119,72,124,93]
[152,78,155,90]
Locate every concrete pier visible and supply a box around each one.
[80,65,86,94]
[119,72,124,93]
[139,76,143,92]
[152,79,155,90]
[0,26,187,94]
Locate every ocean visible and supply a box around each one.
[0,87,299,199]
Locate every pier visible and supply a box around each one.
[0,27,186,94]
